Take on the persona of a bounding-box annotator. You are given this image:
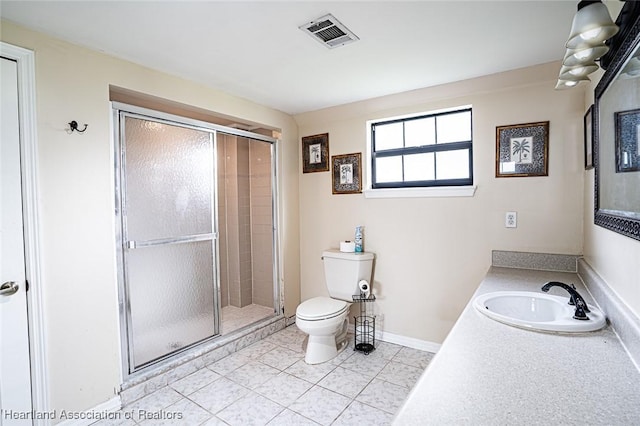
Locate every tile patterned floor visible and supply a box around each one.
[98,325,434,426]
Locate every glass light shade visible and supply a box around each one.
[559,63,599,79]
[559,72,590,82]
[555,79,581,90]
[563,45,609,66]
[566,1,619,49]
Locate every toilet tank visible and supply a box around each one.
[322,249,374,301]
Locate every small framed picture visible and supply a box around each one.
[495,121,549,177]
[331,153,362,194]
[584,105,594,170]
[302,133,329,173]
[614,108,640,173]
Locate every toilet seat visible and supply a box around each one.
[296,296,349,321]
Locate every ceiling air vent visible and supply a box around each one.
[299,14,359,49]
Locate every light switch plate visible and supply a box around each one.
[505,211,517,228]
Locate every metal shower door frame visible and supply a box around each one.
[112,102,281,378]
[115,109,219,374]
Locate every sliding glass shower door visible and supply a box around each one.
[119,113,219,371]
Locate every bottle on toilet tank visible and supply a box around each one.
[354,226,363,252]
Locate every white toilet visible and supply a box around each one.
[296,249,374,364]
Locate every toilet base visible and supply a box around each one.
[303,318,349,365]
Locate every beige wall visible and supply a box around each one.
[1,21,300,414]
[583,71,640,319]
[295,61,586,344]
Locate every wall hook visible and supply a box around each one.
[68,120,88,133]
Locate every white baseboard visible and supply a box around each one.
[346,325,441,353]
[56,396,121,426]
[376,329,441,353]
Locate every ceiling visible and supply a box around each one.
[1,1,588,115]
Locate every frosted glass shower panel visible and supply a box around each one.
[124,117,214,241]
[128,241,216,368]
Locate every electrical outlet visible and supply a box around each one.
[505,211,517,228]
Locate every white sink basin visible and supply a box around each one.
[474,291,606,333]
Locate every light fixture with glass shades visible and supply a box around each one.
[556,1,619,90]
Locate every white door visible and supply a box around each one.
[0,56,34,423]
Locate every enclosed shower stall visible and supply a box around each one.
[113,104,278,374]
[217,133,275,333]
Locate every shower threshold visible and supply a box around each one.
[120,313,285,406]
[221,304,275,335]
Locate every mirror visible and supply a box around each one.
[595,4,640,240]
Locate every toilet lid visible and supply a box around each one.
[296,296,348,320]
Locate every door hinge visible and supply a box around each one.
[25,279,29,292]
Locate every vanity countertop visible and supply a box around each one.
[393,266,640,425]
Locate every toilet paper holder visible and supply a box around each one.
[352,287,376,354]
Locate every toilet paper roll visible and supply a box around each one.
[340,241,356,252]
[358,279,370,298]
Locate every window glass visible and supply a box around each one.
[436,149,470,180]
[374,122,403,151]
[404,153,435,181]
[375,156,403,183]
[437,111,471,144]
[405,117,435,147]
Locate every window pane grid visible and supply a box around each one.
[371,108,472,188]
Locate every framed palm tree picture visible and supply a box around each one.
[331,153,362,194]
[302,133,329,173]
[495,121,549,177]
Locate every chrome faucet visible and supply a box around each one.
[541,281,590,321]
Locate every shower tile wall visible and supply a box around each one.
[217,134,273,311]
[249,142,274,308]
[237,139,252,308]
[219,135,245,308]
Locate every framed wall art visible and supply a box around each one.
[584,105,594,170]
[495,121,549,178]
[302,133,329,173]
[614,108,640,173]
[331,152,362,194]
